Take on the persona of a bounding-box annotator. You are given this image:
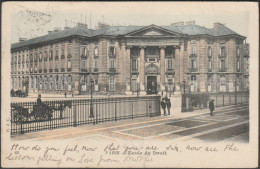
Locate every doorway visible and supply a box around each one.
[147,76,157,95]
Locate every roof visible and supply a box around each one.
[11,24,245,49]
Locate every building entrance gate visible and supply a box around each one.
[147,76,157,95]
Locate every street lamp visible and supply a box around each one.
[89,75,94,118]
[183,80,186,108]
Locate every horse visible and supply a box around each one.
[54,101,72,119]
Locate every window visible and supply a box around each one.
[207,75,213,92]
[191,46,196,55]
[94,46,99,57]
[237,60,240,71]
[55,49,59,57]
[208,46,212,57]
[44,51,48,60]
[61,48,65,58]
[110,58,115,68]
[167,59,173,69]
[31,77,34,88]
[236,46,240,57]
[109,76,115,91]
[39,52,42,61]
[190,75,197,92]
[35,64,37,71]
[49,50,53,60]
[67,46,72,58]
[80,75,87,91]
[191,59,197,69]
[81,46,88,57]
[67,59,72,69]
[219,59,225,69]
[81,58,87,70]
[109,46,116,57]
[131,47,139,57]
[55,61,59,70]
[166,47,174,57]
[220,76,226,92]
[208,59,212,69]
[132,59,138,71]
[219,46,226,56]
[94,58,98,68]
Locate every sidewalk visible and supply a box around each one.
[11,105,234,141]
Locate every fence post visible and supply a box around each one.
[223,94,224,106]
[115,100,117,121]
[96,103,98,124]
[73,101,77,127]
[20,104,23,135]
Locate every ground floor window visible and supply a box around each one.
[219,75,226,92]
[94,75,99,91]
[190,75,197,92]
[109,76,115,91]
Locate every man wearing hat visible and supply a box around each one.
[209,99,215,116]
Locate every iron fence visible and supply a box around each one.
[182,91,249,112]
[10,96,161,135]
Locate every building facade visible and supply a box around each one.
[11,22,250,95]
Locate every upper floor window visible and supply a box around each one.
[130,47,139,57]
[55,48,59,57]
[236,46,240,57]
[94,58,98,68]
[237,60,240,71]
[189,58,197,69]
[191,46,196,55]
[219,59,226,70]
[61,48,65,57]
[67,59,72,69]
[219,46,226,57]
[109,58,115,68]
[109,46,116,57]
[94,46,99,57]
[166,47,174,57]
[49,50,53,60]
[167,59,174,70]
[81,46,88,57]
[67,46,72,58]
[208,59,212,69]
[132,58,138,71]
[208,46,212,57]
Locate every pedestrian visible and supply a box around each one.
[37,94,43,105]
[209,99,215,116]
[166,98,171,115]
[161,98,167,116]
[64,91,67,98]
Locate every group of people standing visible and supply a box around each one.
[160,96,171,116]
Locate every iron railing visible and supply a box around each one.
[182,91,249,112]
[10,96,161,135]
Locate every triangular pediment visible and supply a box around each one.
[125,24,183,37]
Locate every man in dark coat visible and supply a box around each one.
[161,98,167,116]
[166,98,171,115]
[37,94,43,105]
[209,99,215,116]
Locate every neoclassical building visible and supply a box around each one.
[11,21,250,95]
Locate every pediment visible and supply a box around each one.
[125,25,183,37]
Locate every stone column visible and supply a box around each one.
[139,46,146,95]
[174,47,181,94]
[159,46,166,94]
[125,46,132,95]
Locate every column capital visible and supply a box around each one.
[126,45,132,49]
[159,46,166,49]
[139,45,146,49]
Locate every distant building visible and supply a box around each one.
[10,21,249,95]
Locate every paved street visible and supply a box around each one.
[12,103,249,143]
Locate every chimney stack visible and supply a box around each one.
[76,23,88,29]
[19,38,27,42]
[98,22,110,29]
[171,21,184,26]
[186,21,195,25]
[213,22,224,30]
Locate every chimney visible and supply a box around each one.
[171,21,184,26]
[19,38,27,42]
[213,22,224,30]
[98,22,110,29]
[54,27,61,32]
[186,21,195,25]
[76,23,88,29]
